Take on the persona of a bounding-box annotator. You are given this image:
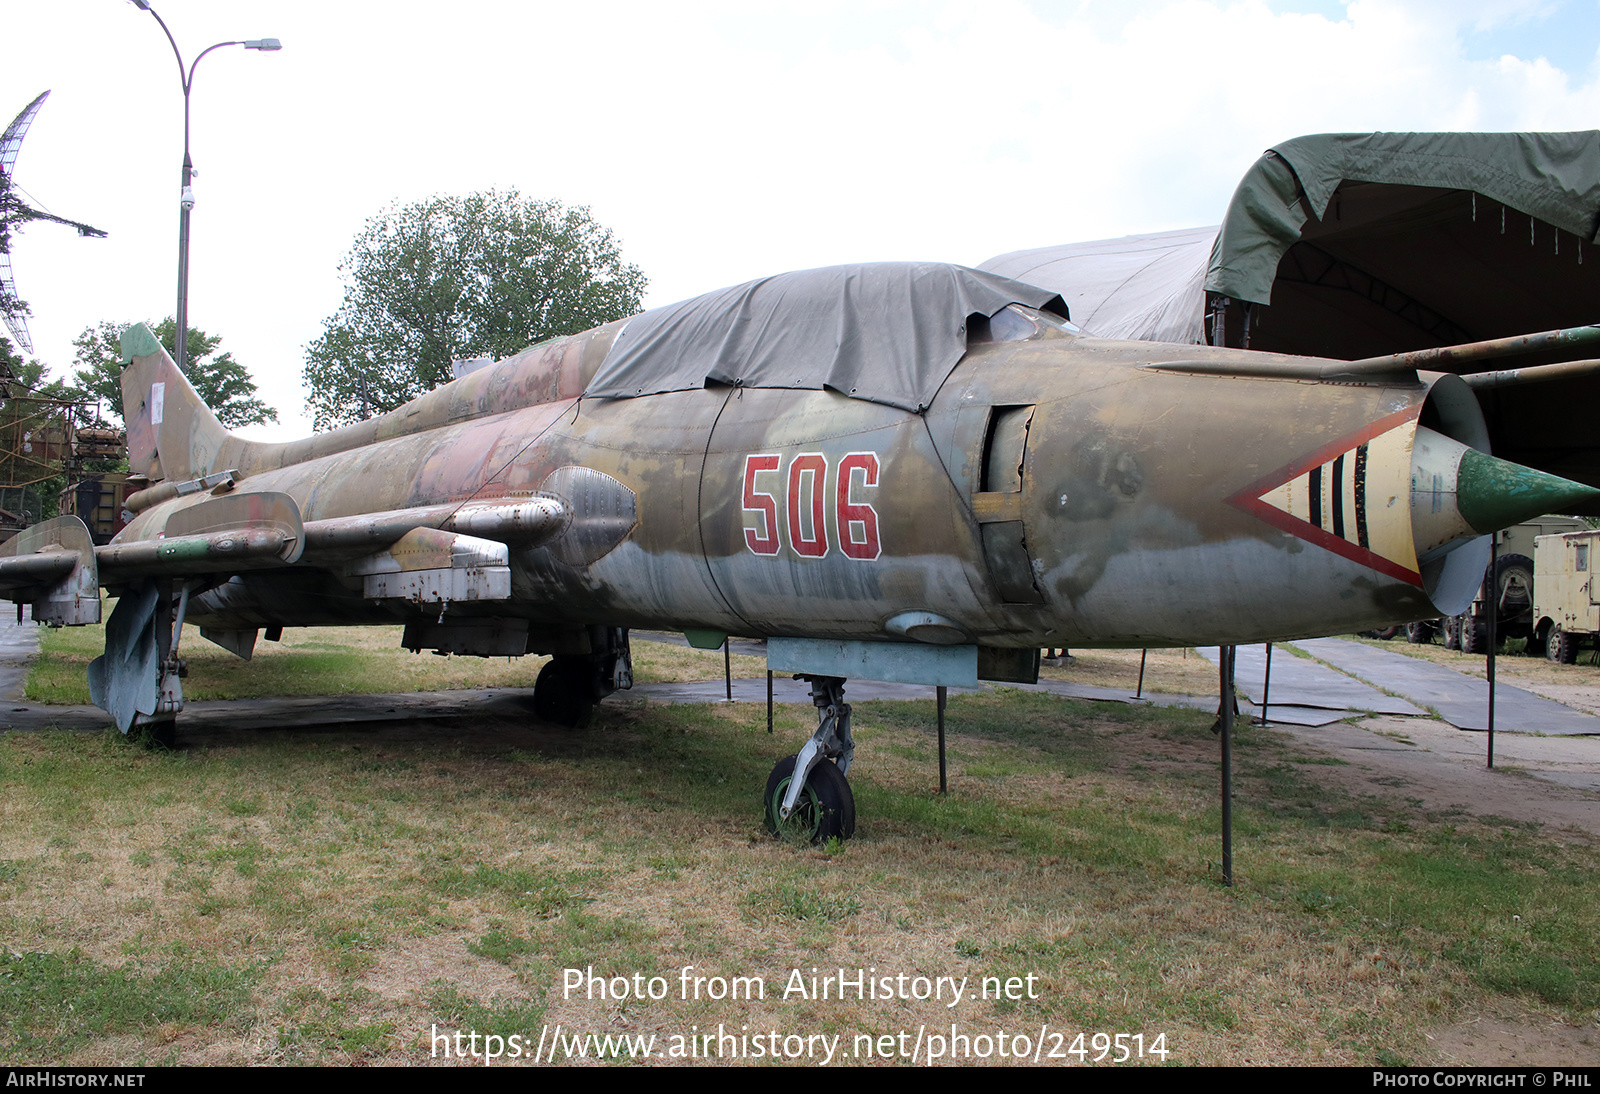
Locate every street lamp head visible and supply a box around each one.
[243,39,282,51]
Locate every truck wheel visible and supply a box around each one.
[1460,616,1489,655]
[1406,621,1436,644]
[1546,624,1578,665]
[1443,616,1461,651]
[1525,625,1548,659]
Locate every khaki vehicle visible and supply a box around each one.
[1424,514,1589,652]
[58,472,135,546]
[1533,529,1600,663]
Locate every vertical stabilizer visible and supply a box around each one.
[120,324,229,484]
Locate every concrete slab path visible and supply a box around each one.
[1291,637,1600,736]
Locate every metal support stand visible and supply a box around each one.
[724,641,732,701]
[1487,539,1498,768]
[936,685,948,794]
[1259,642,1273,726]
[766,670,773,734]
[1136,648,1147,698]
[1220,645,1235,887]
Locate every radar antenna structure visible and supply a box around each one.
[1,91,108,360]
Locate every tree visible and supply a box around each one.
[71,318,278,429]
[0,171,30,349]
[0,333,22,394]
[302,191,647,429]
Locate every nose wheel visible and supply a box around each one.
[763,675,857,843]
[764,754,855,842]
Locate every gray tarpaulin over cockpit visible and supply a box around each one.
[585,262,1069,413]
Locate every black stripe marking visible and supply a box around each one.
[1354,443,1369,549]
[1309,465,1322,529]
[1331,454,1346,540]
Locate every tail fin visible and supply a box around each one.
[120,324,234,484]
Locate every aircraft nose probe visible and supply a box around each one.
[1410,427,1600,560]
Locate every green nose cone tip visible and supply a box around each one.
[1457,448,1600,534]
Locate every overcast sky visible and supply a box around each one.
[4,0,1598,439]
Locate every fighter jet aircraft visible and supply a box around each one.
[3,262,1596,841]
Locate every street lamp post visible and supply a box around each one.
[130,1,279,377]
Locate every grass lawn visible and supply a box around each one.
[3,623,1597,1065]
[25,616,768,704]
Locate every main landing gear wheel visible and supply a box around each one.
[764,754,855,843]
[138,720,177,749]
[533,658,596,728]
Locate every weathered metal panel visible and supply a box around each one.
[768,636,979,688]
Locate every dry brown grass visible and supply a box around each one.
[3,685,1596,1066]
[1038,647,1220,696]
[8,627,1600,1067]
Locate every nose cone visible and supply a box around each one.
[1411,427,1600,561]
[1456,446,1600,535]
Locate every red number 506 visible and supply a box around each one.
[742,452,880,561]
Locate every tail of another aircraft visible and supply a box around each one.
[120,323,251,485]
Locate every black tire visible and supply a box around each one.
[1546,624,1578,665]
[764,754,855,843]
[1460,615,1489,655]
[533,658,595,728]
[1443,616,1462,651]
[133,720,177,749]
[1406,621,1436,644]
[1525,625,1548,659]
[1372,626,1402,641]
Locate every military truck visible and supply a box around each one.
[57,472,134,545]
[1533,529,1600,664]
[1422,514,1587,652]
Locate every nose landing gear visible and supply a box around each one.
[763,675,856,843]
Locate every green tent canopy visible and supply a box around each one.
[984,130,1600,360]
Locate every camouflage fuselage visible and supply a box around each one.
[121,322,1458,649]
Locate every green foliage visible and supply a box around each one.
[0,333,23,388]
[70,318,277,429]
[743,882,861,922]
[302,190,647,430]
[0,948,260,1057]
[0,167,14,257]
[0,171,24,328]
[425,861,597,917]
